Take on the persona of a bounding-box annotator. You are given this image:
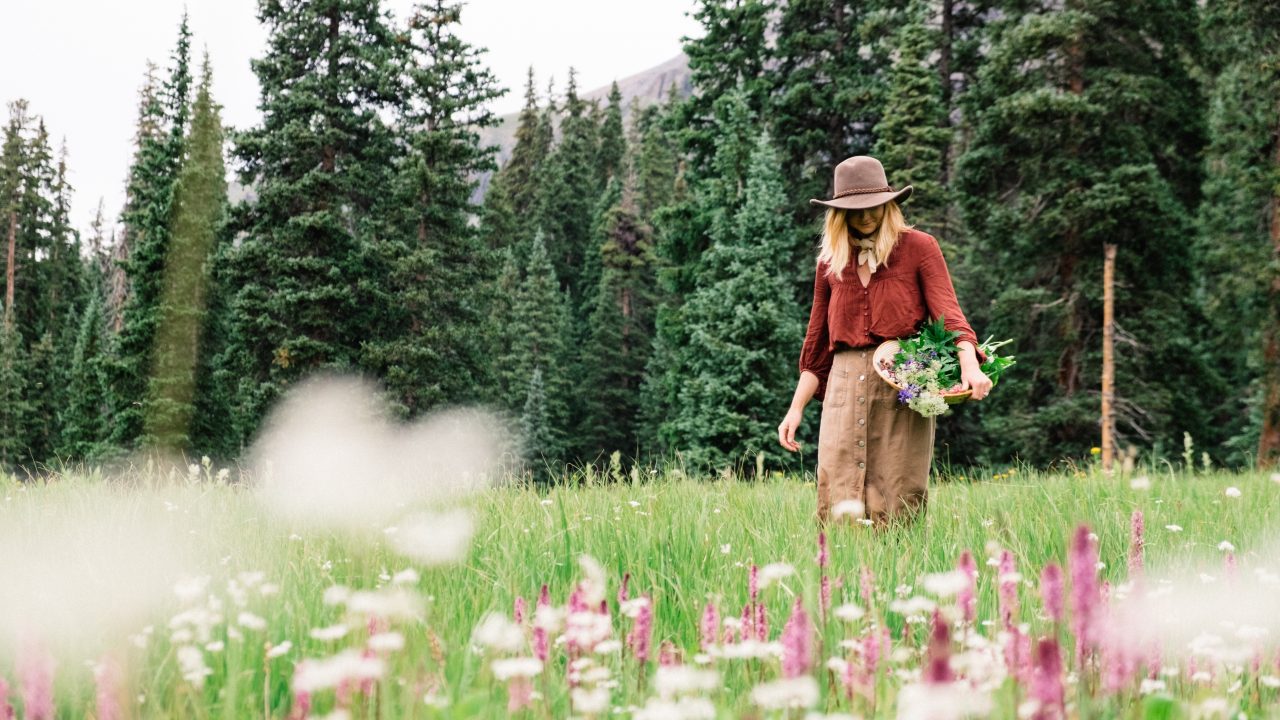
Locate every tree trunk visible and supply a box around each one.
[1102,243,1116,473]
[1258,114,1280,469]
[4,209,14,331]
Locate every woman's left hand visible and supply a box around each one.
[949,365,993,401]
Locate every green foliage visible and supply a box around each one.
[61,298,111,459]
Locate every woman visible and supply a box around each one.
[777,156,992,527]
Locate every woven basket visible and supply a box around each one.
[872,340,972,405]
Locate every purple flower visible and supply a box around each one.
[18,638,55,720]
[1069,525,1100,656]
[998,550,1019,628]
[898,387,915,402]
[700,601,719,651]
[957,550,977,624]
[923,609,954,684]
[627,594,653,661]
[1030,637,1065,720]
[1129,510,1144,577]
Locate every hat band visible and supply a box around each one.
[833,185,894,198]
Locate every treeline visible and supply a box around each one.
[1,0,1277,478]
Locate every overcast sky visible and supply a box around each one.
[0,0,703,237]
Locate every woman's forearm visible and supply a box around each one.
[957,341,979,369]
[791,371,820,413]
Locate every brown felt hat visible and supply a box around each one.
[809,156,913,210]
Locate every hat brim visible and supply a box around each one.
[809,185,912,210]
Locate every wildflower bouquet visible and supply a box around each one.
[874,315,1015,417]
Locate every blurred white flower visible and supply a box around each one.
[392,569,419,586]
[238,612,267,631]
[472,612,524,653]
[368,632,405,653]
[750,676,818,710]
[389,509,474,566]
[1130,476,1151,491]
[292,649,386,693]
[323,585,351,606]
[1225,487,1242,498]
[922,570,969,598]
[310,624,350,641]
[833,499,865,518]
[571,686,611,714]
[720,544,731,554]
[758,563,795,588]
[634,697,717,720]
[266,641,292,658]
[897,681,992,720]
[177,645,211,688]
[1165,525,1183,533]
[833,604,865,622]
[345,589,424,621]
[653,666,720,699]
[491,657,543,680]
[1217,541,1236,552]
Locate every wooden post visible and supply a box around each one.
[1102,243,1117,474]
[1259,115,1280,470]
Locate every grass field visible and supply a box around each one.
[2,460,1280,719]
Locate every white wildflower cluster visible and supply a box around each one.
[292,649,386,694]
[758,562,796,589]
[750,676,819,710]
[897,680,993,720]
[568,656,616,715]
[471,612,525,653]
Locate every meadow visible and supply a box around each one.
[2,457,1280,719]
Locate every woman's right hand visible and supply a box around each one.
[778,407,803,452]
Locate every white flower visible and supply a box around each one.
[389,509,475,566]
[1139,678,1166,694]
[720,544,731,554]
[1260,676,1280,688]
[571,686,611,714]
[1165,525,1183,532]
[1270,473,1280,485]
[491,657,543,680]
[1218,540,1236,552]
[176,646,212,687]
[259,583,281,596]
[266,641,292,658]
[750,676,818,710]
[540,498,553,506]
[471,612,524,653]
[889,596,937,616]
[1130,475,1151,490]
[367,632,405,652]
[291,649,386,693]
[653,666,721,699]
[310,624,350,641]
[205,641,224,652]
[323,585,351,606]
[173,575,210,603]
[238,612,267,631]
[533,604,566,633]
[897,681,993,720]
[391,568,419,585]
[628,500,641,507]
[758,562,796,588]
[578,554,608,606]
[922,570,969,598]
[833,499,865,518]
[833,603,865,622]
[593,639,623,654]
[634,697,718,720]
[345,589,424,621]
[620,596,651,618]
[1225,487,1242,498]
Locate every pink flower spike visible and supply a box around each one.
[0,676,12,720]
[862,628,881,679]
[1040,563,1064,624]
[700,601,719,651]
[1225,552,1237,581]
[922,609,954,684]
[820,575,831,621]
[1069,525,1101,657]
[18,637,55,720]
[507,676,534,712]
[618,572,630,605]
[1129,510,1144,577]
[288,689,311,720]
[741,603,753,641]
[749,564,760,605]
[817,531,829,569]
[627,595,653,662]
[533,584,550,662]
[780,596,813,678]
[514,596,527,625]
[93,656,124,720]
[998,550,1019,628]
[538,583,550,608]
[860,566,875,609]
[957,550,978,624]
[755,601,768,642]
[1029,636,1065,720]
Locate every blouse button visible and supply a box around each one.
[858,396,865,404]
[858,418,865,426]
[857,440,865,447]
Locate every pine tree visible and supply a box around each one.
[145,53,227,451]
[597,81,626,186]
[580,176,659,459]
[666,131,802,473]
[0,324,30,466]
[1197,0,1280,467]
[520,366,555,480]
[498,230,573,466]
[536,69,602,313]
[953,0,1218,465]
[871,1,951,236]
[218,0,403,447]
[482,67,551,255]
[677,0,773,177]
[110,14,193,449]
[363,0,504,418]
[60,297,110,458]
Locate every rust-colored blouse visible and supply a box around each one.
[798,228,986,402]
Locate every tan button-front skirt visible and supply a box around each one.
[816,346,936,526]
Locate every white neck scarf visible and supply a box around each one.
[854,238,880,274]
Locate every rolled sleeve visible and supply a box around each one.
[799,261,835,401]
[917,234,987,365]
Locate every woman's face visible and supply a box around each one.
[845,204,885,235]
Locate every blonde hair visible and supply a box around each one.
[816,200,913,280]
